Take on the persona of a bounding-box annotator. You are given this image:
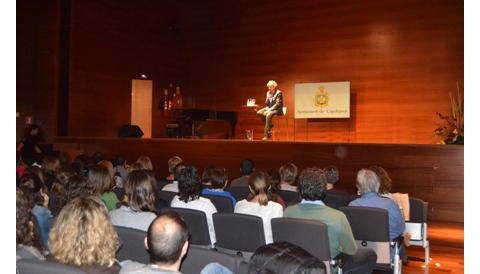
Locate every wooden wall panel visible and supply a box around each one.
[53,137,464,222]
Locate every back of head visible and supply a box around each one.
[19,173,46,207]
[168,156,183,175]
[240,159,255,175]
[16,188,36,246]
[201,165,216,184]
[147,211,189,265]
[63,174,93,205]
[278,163,298,185]
[176,165,201,203]
[92,151,105,165]
[248,171,271,206]
[324,165,339,185]
[208,167,228,189]
[298,168,327,201]
[369,166,392,194]
[98,160,115,179]
[248,242,326,274]
[112,155,126,167]
[88,165,112,194]
[266,169,281,193]
[125,170,156,212]
[137,155,153,171]
[356,169,380,195]
[42,155,61,173]
[49,196,119,267]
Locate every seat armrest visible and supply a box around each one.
[391,236,404,248]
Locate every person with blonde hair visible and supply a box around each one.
[234,171,283,244]
[136,155,154,171]
[48,196,121,273]
[278,162,298,192]
[161,156,183,192]
[256,80,284,140]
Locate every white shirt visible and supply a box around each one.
[109,205,157,231]
[161,181,179,192]
[170,196,217,244]
[234,199,283,244]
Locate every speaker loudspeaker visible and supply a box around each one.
[119,125,144,138]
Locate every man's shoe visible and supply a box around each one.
[262,136,269,141]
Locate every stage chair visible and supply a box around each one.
[157,190,177,204]
[404,197,430,263]
[17,259,86,274]
[202,194,234,213]
[180,246,246,274]
[213,213,266,260]
[272,106,289,141]
[339,206,403,274]
[278,190,301,206]
[114,226,149,264]
[162,208,212,248]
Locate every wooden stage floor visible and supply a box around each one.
[396,222,463,274]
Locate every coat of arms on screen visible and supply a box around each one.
[314,87,329,107]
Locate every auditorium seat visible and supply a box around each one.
[278,190,301,206]
[404,197,430,263]
[162,207,212,248]
[213,213,265,260]
[180,246,246,274]
[323,191,352,209]
[114,226,149,264]
[340,206,403,274]
[17,259,86,274]
[202,194,234,213]
[225,186,250,201]
[157,190,177,205]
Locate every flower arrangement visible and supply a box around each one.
[434,83,463,144]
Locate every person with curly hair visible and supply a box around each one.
[16,188,45,261]
[109,170,158,231]
[170,165,217,244]
[48,196,120,273]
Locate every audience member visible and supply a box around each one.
[137,155,154,171]
[19,173,52,249]
[229,158,255,187]
[161,156,183,192]
[16,188,45,261]
[92,151,106,165]
[110,170,158,231]
[283,168,357,258]
[278,163,298,192]
[42,155,61,190]
[234,171,283,244]
[201,166,237,207]
[120,211,232,274]
[17,124,42,165]
[349,169,405,240]
[113,155,129,181]
[88,165,120,211]
[48,196,121,274]
[323,165,352,209]
[248,242,326,274]
[265,169,287,208]
[145,170,170,212]
[61,174,94,210]
[171,165,217,244]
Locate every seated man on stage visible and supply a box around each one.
[257,80,283,140]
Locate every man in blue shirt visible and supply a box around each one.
[349,169,405,240]
[201,167,236,207]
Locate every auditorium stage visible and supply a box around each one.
[53,137,464,223]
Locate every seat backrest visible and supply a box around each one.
[271,217,331,261]
[225,186,250,201]
[279,190,301,205]
[114,226,149,264]
[213,213,265,253]
[409,197,428,223]
[162,207,211,246]
[180,246,245,274]
[17,259,86,274]
[323,192,352,209]
[339,206,391,265]
[202,195,234,213]
[158,190,177,205]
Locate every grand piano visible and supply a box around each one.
[166,109,238,139]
